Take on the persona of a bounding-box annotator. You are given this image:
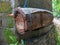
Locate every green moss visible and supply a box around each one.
[55,30,60,45]
[0,2,11,13]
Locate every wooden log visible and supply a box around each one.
[14,7,53,34]
[10,7,56,45]
[26,12,53,31]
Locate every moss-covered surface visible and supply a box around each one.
[0,2,11,13]
[53,18,60,45]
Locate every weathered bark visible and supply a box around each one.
[16,23,56,45]
[14,7,56,45]
[26,12,53,30]
[17,0,52,11]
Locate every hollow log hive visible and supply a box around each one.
[14,7,53,34]
[14,7,56,45]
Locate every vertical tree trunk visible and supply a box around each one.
[17,0,52,11]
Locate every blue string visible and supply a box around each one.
[23,0,32,25]
[23,0,32,43]
[28,9,32,25]
[23,0,27,8]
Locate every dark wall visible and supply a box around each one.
[18,0,52,11]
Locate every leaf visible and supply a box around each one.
[21,39,25,45]
[10,41,18,45]
[3,28,17,44]
[56,4,60,10]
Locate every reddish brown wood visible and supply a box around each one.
[13,8,53,34]
[25,12,53,31]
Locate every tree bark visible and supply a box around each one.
[17,0,52,11]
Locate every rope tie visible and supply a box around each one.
[23,0,32,29]
[20,0,33,45]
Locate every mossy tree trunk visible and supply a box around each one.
[17,0,52,11]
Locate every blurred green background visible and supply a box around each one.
[52,0,60,17]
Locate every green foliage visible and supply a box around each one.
[55,30,60,45]
[0,1,11,13]
[3,15,14,28]
[2,15,14,28]
[52,0,60,17]
[3,15,18,45]
[57,36,60,45]
[55,30,59,43]
[20,39,25,45]
[7,17,14,28]
[3,28,18,45]
[10,41,18,45]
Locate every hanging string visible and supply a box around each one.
[20,0,27,45]
[23,0,32,27]
[20,0,32,45]
[23,0,27,8]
